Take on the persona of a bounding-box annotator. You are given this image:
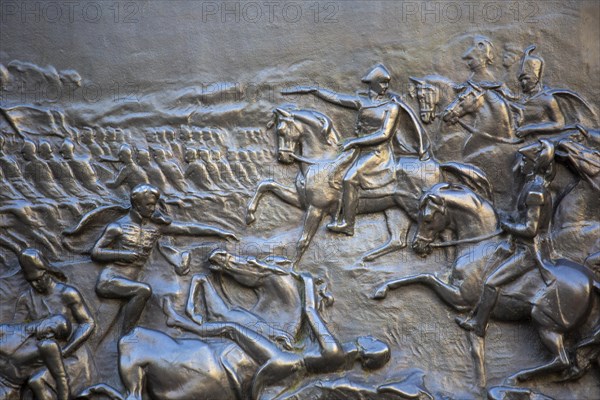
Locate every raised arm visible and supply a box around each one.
[282,86,361,110]
[62,287,95,357]
[160,221,239,242]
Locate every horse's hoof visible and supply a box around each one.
[246,212,256,225]
[372,286,388,300]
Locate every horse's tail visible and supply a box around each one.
[440,162,493,200]
[75,384,125,400]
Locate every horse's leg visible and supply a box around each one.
[372,274,469,310]
[506,329,570,384]
[467,332,487,390]
[118,340,144,400]
[294,205,324,269]
[362,208,409,262]
[246,179,301,224]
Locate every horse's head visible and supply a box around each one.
[412,188,450,257]
[208,249,290,286]
[409,76,440,124]
[268,108,303,164]
[443,81,486,124]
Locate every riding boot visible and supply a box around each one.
[456,285,498,337]
[327,181,358,236]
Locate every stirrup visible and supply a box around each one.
[326,222,354,236]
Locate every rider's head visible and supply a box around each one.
[35,315,72,341]
[518,139,555,180]
[502,43,522,68]
[355,336,390,370]
[131,184,160,218]
[518,45,543,93]
[462,36,494,71]
[362,64,391,96]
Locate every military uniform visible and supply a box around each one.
[348,98,399,190]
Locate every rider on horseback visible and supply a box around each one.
[457,140,557,337]
[515,46,567,138]
[284,64,401,235]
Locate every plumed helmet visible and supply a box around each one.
[519,45,544,79]
[361,64,391,84]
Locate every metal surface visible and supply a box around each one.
[1,1,599,399]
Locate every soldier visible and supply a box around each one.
[515,45,567,138]
[90,184,238,334]
[106,144,149,191]
[0,315,72,400]
[0,134,41,200]
[80,127,105,159]
[14,248,96,399]
[199,147,221,186]
[462,36,500,84]
[138,148,170,194]
[21,140,67,200]
[457,140,557,337]
[39,140,92,199]
[153,147,192,194]
[60,139,109,197]
[184,147,214,191]
[284,64,401,236]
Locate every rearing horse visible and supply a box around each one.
[246,107,491,266]
[373,183,597,388]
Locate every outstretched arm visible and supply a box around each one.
[282,86,361,110]
[161,221,239,241]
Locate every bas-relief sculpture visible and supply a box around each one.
[1,5,599,400]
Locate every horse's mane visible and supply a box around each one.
[424,183,495,216]
[292,109,340,146]
[410,74,458,98]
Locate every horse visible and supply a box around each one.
[75,253,309,400]
[552,137,600,264]
[409,76,525,205]
[245,107,491,266]
[373,183,597,387]
[408,75,466,162]
[185,250,304,346]
[76,327,258,400]
[442,80,525,205]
